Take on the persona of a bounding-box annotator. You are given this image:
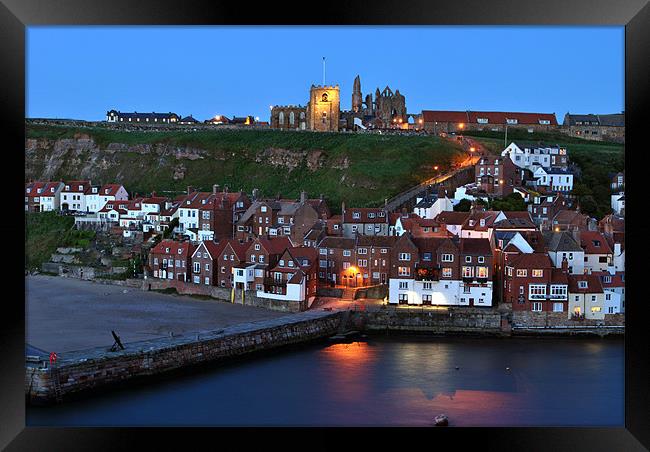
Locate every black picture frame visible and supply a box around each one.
[4,0,648,449]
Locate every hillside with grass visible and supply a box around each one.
[25,124,466,211]
[463,130,624,219]
[25,212,96,271]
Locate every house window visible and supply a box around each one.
[529,284,547,300]
[591,306,602,313]
[553,302,563,312]
[399,253,411,261]
[398,293,408,303]
[205,277,210,285]
[193,262,200,273]
[478,256,485,263]
[462,266,474,278]
[442,254,453,262]
[343,250,351,257]
[205,263,210,271]
[578,281,588,289]
[476,267,488,278]
[442,268,452,278]
[465,256,472,263]
[519,286,524,294]
[531,302,543,312]
[398,267,411,277]
[532,269,543,277]
[358,259,368,267]
[399,281,408,289]
[358,248,368,255]
[516,269,527,277]
[352,212,360,219]
[423,282,432,290]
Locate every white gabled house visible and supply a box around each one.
[611,192,625,215]
[412,194,453,219]
[60,180,91,212]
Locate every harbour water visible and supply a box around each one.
[27,335,623,427]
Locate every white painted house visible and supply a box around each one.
[531,167,574,193]
[60,180,91,212]
[501,142,568,171]
[611,192,625,215]
[412,194,453,219]
[38,182,64,211]
[544,231,585,275]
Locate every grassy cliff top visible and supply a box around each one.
[25,124,467,211]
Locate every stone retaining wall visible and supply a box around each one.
[144,278,302,312]
[350,307,503,334]
[26,311,342,404]
[512,311,625,328]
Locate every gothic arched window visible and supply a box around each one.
[289,111,295,125]
[278,111,284,125]
[321,93,328,102]
[300,111,305,120]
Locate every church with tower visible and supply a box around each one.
[270,74,408,132]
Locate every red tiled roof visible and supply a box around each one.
[591,271,625,288]
[463,211,500,231]
[434,211,470,225]
[508,253,553,269]
[422,110,469,123]
[98,184,124,197]
[467,111,558,126]
[567,274,604,293]
[62,180,91,193]
[343,207,389,224]
[580,231,612,255]
[258,236,293,255]
[151,239,195,257]
[193,240,228,260]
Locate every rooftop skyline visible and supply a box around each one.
[27,26,624,122]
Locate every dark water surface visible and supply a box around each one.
[27,336,624,427]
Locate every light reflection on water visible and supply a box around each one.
[27,336,623,427]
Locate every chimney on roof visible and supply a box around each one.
[300,191,307,204]
[561,256,568,274]
[224,185,229,193]
[213,184,219,194]
[276,193,281,200]
[342,201,346,216]
[187,186,192,195]
[320,193,324,200]
[252,188,259,201]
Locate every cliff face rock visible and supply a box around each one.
[254,148,326,172]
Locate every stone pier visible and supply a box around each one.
[26,310,343,405]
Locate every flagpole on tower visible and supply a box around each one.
[322,56,326,86]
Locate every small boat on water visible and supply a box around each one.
[434,414,449,426]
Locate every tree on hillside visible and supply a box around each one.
[490,192,527,211]
[454,199,472,212]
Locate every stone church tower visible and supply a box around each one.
[306,85,340,132]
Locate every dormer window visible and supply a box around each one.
[255,244,260,251]
[78,185,83,190]
[352,212,360,219]
[378,211,385,217]
[165,248,170,253]
[178,249,183,254]
[368,213,376,219]
[279,260,285,266]
[261,206,267,213]
[50,187,55,192]
[479,219,485,227]
[288,261,294,267]
[578,281,588,289]
[65,185,70,190]
[506,118,518,125]
[105,189,110,194]
[469,220,475,226]
[592,240,600,247]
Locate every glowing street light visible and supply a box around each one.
[434,166,439,171]
[458,123,465,130]
[470,147,476,152]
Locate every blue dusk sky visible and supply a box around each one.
[26,26,624,122]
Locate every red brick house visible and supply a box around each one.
[215,239,252,288]
[475,155,520,196]
[504,253,569,313]
[190,241,228,286]
[149,239,196,282]
[259,246,319,307]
